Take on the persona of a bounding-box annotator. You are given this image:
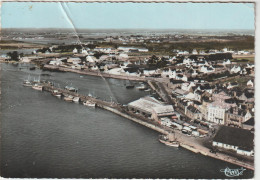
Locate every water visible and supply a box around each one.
[0,63,254,179]
[0,49,37,56]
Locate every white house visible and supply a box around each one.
[20,57,31,63]
[223,59,231,65]
[192,49,198,55]
[138,48,149,52]
[161,69,177,79]
[86,55,97,63]
[143,69,157,76]
[106,67,125,75]
[73,48,78,54]
[230,66,241,73]
[181,82,196,91]
[81,49,89,55]
[208,105,226,125]
[177,51,189,56]
[247,80,254,87]
[183,58,195,65]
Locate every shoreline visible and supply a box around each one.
[41,82,254,171]
[4,62,255,171]
[100,104,254,171]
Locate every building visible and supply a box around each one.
[207,99,236,125]
[226,107,252,127]
[247,80,254,87]
[242,117,254,131]
[73,48,78,54]
[128,96,175,121]
[212,126,254,156]
[185,105,202,120]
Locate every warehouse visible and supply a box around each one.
[128,96,175,121]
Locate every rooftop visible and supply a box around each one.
[213,126,254,151]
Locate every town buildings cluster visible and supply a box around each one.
[2,41,254,158]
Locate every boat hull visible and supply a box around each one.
[159,139,180,147]
[32,86,43,91]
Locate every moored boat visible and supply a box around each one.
[83,100,96,107]
[64,95,74,102]
[52,90,62,98]
[159,134,179,147]
[65,84,78,92]
[73,97,80,103]
[136,84,147,90]
[32,84,43,91]
[23,80,32,87]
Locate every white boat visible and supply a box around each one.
[23,80,32,87]
[159,134,179,148]
[83,100,96,107]
[32,84,43,91]
[52,90,62,98]
[65,84,78,92]
[23,75,32,87]
[73,97,80,102]
[64,95,74,102]
[136,84,147,90]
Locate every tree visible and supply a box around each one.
[7,51,19,61]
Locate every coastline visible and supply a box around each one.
[100,104,254,171]
[41,82,255,171]
[3,61,254,171]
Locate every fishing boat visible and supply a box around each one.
[52,90,62,98]
[64,95,74,102]
[83,100,96,107]
[136,84,147,90]
[32,84,43,91]
[144,88,151,92]
[159,133,179,147]
[65,85,78,92]
[23,80,32,87]
[73,97,80,103]
[23,75,33,87]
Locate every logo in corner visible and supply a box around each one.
[220,167,246,177]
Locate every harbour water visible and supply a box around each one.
[0,63,254,178]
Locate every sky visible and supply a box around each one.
[1,2,255,30]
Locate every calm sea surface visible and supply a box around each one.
[0,63,254,178]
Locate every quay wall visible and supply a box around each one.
[99,105,169,135]
[100,104,254,170]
